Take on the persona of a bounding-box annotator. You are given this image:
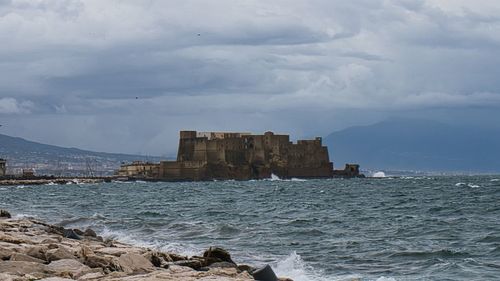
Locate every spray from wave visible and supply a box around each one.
[371,171,386,178]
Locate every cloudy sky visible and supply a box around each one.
[1,0,500,155]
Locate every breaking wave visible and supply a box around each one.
[371,171,386,178]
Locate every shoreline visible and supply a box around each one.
[0,210,292,281]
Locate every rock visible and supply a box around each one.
[209,261,238,269]
[144,251,173,268]
[168,259,204,270]
[25,245,49,260]
[0,209,11,218]
[0,233,26,244]
[73,228,85,236]
[10,252,45,263]
[117,253,154,273]
[200,261,238,271]
[95,247,133,257]
[41,238,61,244]
[0,261,47,276]
[83,228,97,237]
[62,229,82,240]
[252,264,278,281]
[168,252,188,261]
[84,254,122,273]
[38,277,74,281]
[46,259,94,278]
[78,271,105,280]
[203,246,235,264]
[46,246,75,262]
[0,273,18,281]
[77,245,94,259]
[237,264,256,273]
[0,247,13,260]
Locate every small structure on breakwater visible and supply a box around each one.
[0,158,6,177]
[117,130,364,181]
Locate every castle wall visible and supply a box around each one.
[147,130,335,181]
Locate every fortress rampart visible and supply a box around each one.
[158,131,333,181]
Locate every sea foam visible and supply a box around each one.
[272,251,328,281]
[371,171,386,178]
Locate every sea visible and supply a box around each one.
[1,175,499,281]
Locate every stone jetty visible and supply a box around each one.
[0,210,292,281]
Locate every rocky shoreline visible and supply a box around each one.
[0,210,292,281]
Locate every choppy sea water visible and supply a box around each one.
[1,176,500,281]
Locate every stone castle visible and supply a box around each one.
[117,130,363,180]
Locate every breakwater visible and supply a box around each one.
[0,210,291,280]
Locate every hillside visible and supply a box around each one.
[324,118,500,173]
[0,134,165,176]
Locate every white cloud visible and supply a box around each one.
[0,98,33,114]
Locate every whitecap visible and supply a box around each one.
[100,227,201,257]
[455,182,466,187]
[291,178,307,182]
[45,182,57,186]
[491,179,499,182]
[272,251,328,281]
[375,277,398,281]
[13,213,36,219]
[371,171,386,178]
[269,174,281,181]
[467,183,480,188]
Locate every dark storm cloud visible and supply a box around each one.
[1,0,500,154]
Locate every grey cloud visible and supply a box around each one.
[1,0,500,154]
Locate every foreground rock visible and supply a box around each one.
[0,209,292,281]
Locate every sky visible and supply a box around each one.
[1,0,500,156]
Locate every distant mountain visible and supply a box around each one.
[0,134,165,176]
[324,118,500,173]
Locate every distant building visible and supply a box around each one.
[22,168,35,178]
[116,161,160,179]
[332,164,364,178]
[0,159,6,177]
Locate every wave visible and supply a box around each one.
[455,182,480,188]
[272,251,328,281]
[56,213,106,227]
[388,249,471,259]
[100,227,201,257]
[371,172,386,178]
[266,174,308,182]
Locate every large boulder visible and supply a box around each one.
[84,228,97,237]
[46,259,95,278]
[25,245,49,261]
[0,210,11,218]
[10,252,45,263]
[0,261,47,276]
[84,254,122,273]
[46,246,75,262]
[116,253,154,274]
[202,247,235,264]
